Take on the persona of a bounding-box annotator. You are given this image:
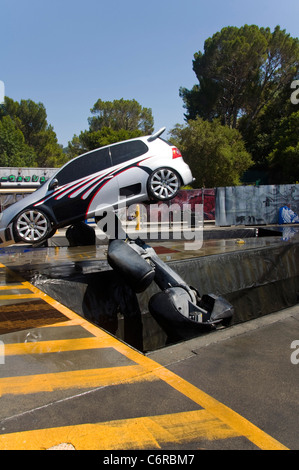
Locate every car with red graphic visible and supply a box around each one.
[0,128,193,246]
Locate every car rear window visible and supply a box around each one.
[110,140,148,166]
[55,147,111,186]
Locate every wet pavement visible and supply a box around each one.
[0,226,298,450]
[0,230,290,272]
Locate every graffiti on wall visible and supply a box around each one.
[215,185,299,226]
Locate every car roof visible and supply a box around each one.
[60,127,167,168]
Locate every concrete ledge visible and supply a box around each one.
[147,304,299,365]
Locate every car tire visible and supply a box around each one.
[147,167,181,201]
[13,209,53,244]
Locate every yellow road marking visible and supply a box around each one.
[4,337,117,356]
[42,319,84,328]
[0,285,28,290]
[0,366,156,396]
[153,367,288,450]
[0,294,38,300]
[0,263,289,450]
[20,281,112,339]
[0,409,241,450]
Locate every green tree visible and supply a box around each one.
[0,115,37,167]
[170,118,253,187]
[180,25,299,129]
[67,127,144,158]
[0,97,65,167]
[89,98,154,134]
[33,125,67,167]
[239,80,297,169]
[267,111,299,183]
[6,97,48,144]
[67,98,154,158]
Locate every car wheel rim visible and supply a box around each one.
[150,169,179,199]
[16,210,49,242]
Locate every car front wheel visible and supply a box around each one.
[13,209,53,244]
[147,168,181,201]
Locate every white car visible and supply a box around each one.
[0,128,193,246]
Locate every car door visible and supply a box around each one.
[110,140,149,205]
[48,147,118,224]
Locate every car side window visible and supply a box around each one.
[110,141,148,166]
[55,147,111,186]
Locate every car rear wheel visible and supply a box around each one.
[147,168,181,201]
[13,209,52,244]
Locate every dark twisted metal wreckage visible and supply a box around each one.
[107,236,234,342]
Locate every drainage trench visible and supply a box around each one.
[4,226,298,353]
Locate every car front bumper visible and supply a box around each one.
[0,223,15,247]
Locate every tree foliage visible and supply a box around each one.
[88,98,154,134]
[67,98,154,158]
[181,25,299,128]
[0,97,66,167]
[0,96,154,167]
[239,80,296,169]
[170,118,253,187]
[180,25,299,183]
[0,115,36,167]
[267,111,299,183]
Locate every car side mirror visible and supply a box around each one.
[49,178,59,191]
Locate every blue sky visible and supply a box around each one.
[1,0,298,147]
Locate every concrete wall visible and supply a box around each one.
[215,184,299,226]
